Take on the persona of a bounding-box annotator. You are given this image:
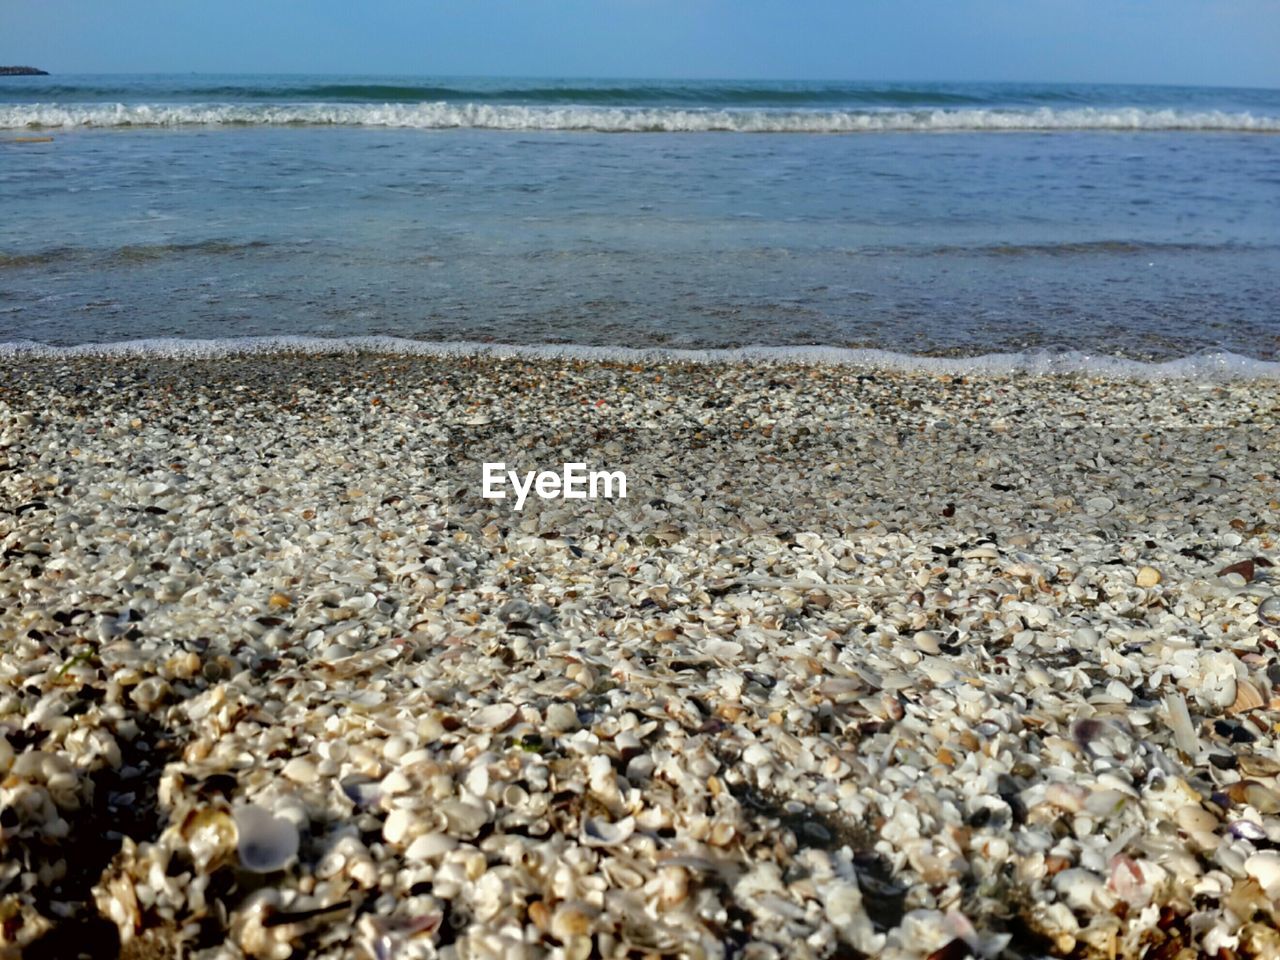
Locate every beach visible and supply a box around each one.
[3,352,1279,958]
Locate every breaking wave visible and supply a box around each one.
[4,103,1279,133]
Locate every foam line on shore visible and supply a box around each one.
[3,335,1279,380]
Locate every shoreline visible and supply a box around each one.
[3,354,1280,958]
[3,338,1280,379]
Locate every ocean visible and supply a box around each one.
[1,75,1278,367]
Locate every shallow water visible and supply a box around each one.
[1,76,1278,360]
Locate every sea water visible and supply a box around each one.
[1,75,1278,363]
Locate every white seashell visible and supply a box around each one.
[1073,626,1100,646]
[282,757,319,785]
[1245,851,1280,898]
[405,832,457,861]
[1164,693,1200,756]
[659,865,689,907]
[1084,496,1114,516]
[464,763,490,799]
[440,799,489,837]
[1175,805,1217,835]
[1108,855,1159,906]
[819,880,870,931]
[581,815,635,847]
[912,631,941,654]
[702,638,743,659]
[234,805,299,872]
[549,901,597,940]
[586,754,617,799]
[382,735,410,762]
[544,702,579,733]
[380,770,412,796]
[1259,595,1280,627]
[383,808,415,846]
[1229,820,1268,841]
[470,702,517,732]
[742,743,773,767]
[1044,783,1088,813]
[1054,868,1116,911]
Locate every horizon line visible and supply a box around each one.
[4,70,1279,93]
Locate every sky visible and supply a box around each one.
[3,0,1279,88]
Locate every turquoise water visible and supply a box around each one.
[1,76,1278,358]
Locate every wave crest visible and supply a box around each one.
[4,103,1278,133]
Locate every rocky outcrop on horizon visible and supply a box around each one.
[0,66,48,76]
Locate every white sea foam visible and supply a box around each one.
[3,103,1279,133]
[3,336,1278,380]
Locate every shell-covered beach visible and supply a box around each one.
[3,354,1280,959]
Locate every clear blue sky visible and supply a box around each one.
[4,0,1278,88]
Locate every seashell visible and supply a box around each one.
[1043,782,1088,813]
[1084,496,1114,516]
[234,805,300,872]
[912,631,942,654]
[1258,595,1280,626]
[439,799,489,837]
[405,833,457,861]
[1164,693,1200,756]
[741,743,773,767]
[470,702,517,732]
[1218,559,1255,582]
[1054,868,1115,911]
[1228,820,1268,842]
[1226,781,1280,814]
[1084,789,1129,818]
[359,912,444,958]
[1245,851,1280,898]
[383,808,416,846]
[1135,566,1162,587]
[282,757,319,785]
[1229,680,1265,715]
[581,815,635,847]
[544,702,579,733]
[181,807,238,871]
[550,901,598,939]
[1175,804,1217,835]
[602,858,647,889]
[129,676,171,712]
[659,865,689,907]
[341,776,381,808]
[1238,754,1280,777]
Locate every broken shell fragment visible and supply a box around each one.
[470,702,518,732]
[581,815,636,847]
